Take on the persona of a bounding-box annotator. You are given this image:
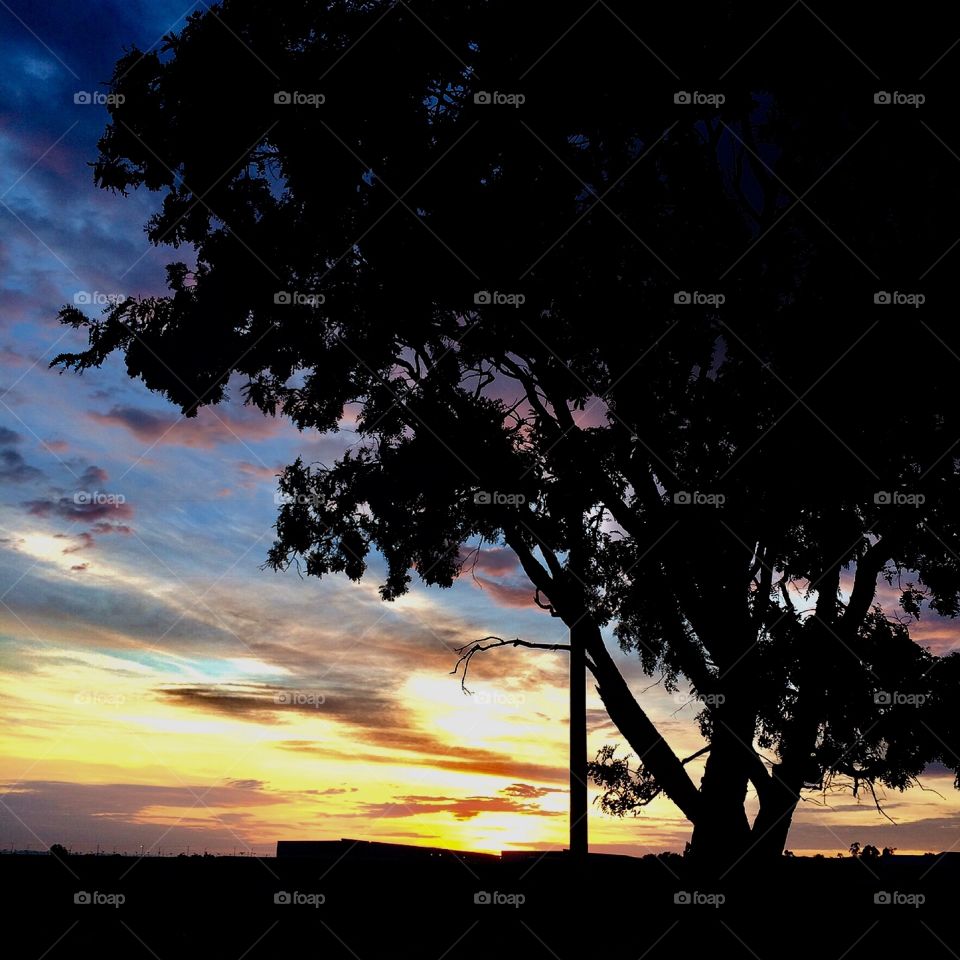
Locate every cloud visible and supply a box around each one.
[0,779,285,852]
[156,683,397,728]
[500,783,564,799]
[0,423,43,482]
[0,447,43,482]
[279,740,566,785]
[157,685,293,725]
[586,708,618,734]
[56,531,94,553]
[787,812,960,854]
[923,762,957,778]
[353,784,566,821]
[90,520,132,534]
[88,404,286,449]
[79,465,109,486]
[473,575,536,609]
[458,547,543,610]
[23,495,133,523]
[0,551,243,651]
[458,546,519,577]
[224,779,267,790]
[236,461,282,483]
[157,676,566,786]
[155,680,566,785]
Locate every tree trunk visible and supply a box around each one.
[582,623,703,824]
[685,702,754,874]
[748,763,802,862]
[741,573,841,864]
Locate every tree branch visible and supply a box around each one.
[450,635,593,693]
[840,539,891,636]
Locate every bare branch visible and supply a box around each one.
[450,635,591,693]
[865,779,897,825]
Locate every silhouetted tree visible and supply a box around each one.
[54,0,960,870]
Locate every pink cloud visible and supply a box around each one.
[459,546,519,577]
[473,575,537,609]
[87,404,286,449]
[80,465,109,485]
[232,460,283,490]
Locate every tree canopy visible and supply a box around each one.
[55,0,960,868]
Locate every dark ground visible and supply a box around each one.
[5,850,958,958]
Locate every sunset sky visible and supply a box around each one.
[2,0,960,860]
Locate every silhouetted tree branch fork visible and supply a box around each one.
[53,0,960,876]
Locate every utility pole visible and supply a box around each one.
[569,620,588,862]
[567,522,590,865]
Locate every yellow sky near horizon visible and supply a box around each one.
[3,578,959,860]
